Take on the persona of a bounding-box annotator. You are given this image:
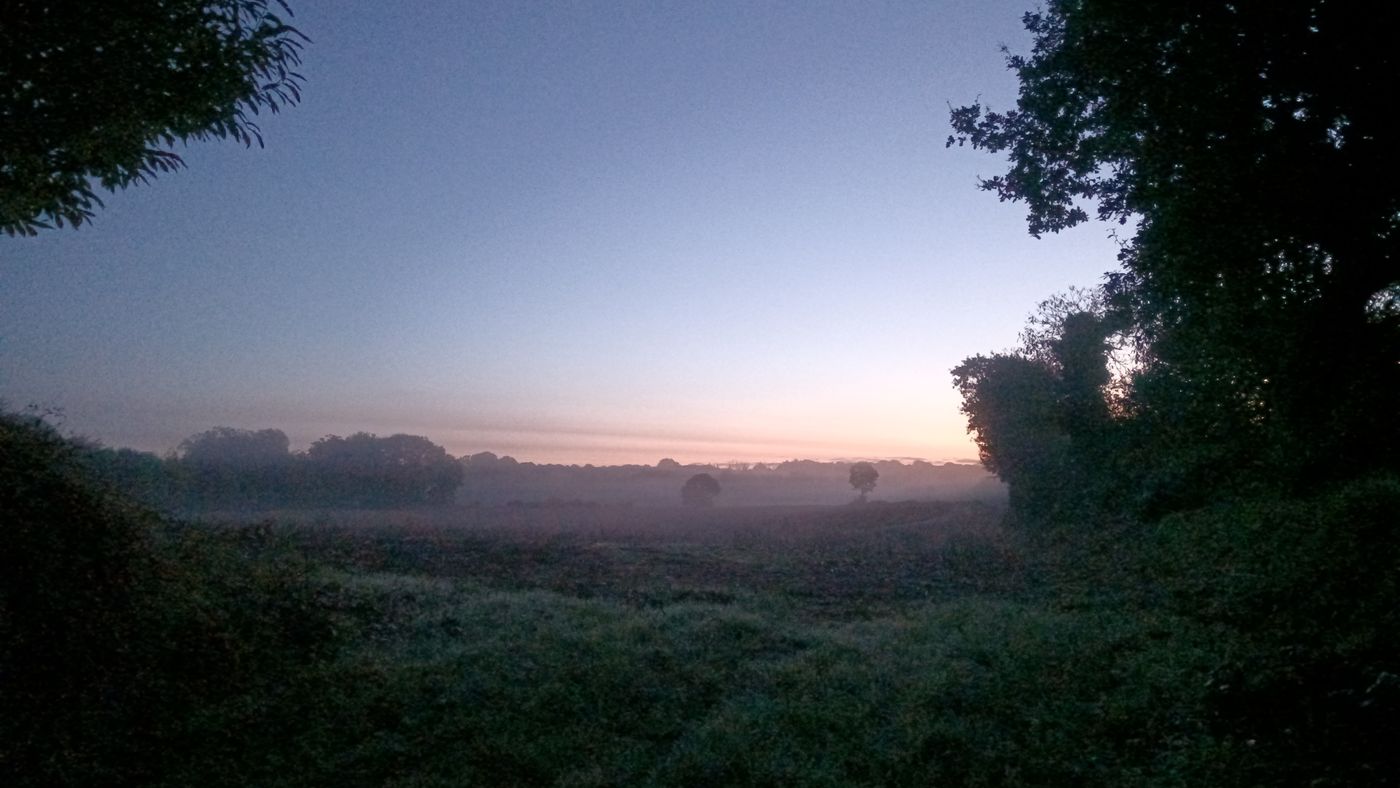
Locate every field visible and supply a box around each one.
[254,501,1018,618]
[148,500,1254,787]
[15,464,1393,787]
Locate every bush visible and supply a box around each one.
[1,413,163,781]
[1138,476,1400,786]
[1,413,340,785]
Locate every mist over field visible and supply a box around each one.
[456,455,1004,507]
[74,424,1003,514]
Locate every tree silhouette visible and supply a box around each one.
[948,0,1400,483]
[952,306,1120,520]
[680,473,720,508]
[1,0,309,235]
[176,426,293,506]
[178,427,291,468]
[848,462,879,503]
[306,432,462,506]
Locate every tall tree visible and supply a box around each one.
[1,0,308,235]
[848,462,879,503]
[949,0,1400,480]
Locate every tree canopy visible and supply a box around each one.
[0,0,308,235]
[848,462,879,502]
[178,427,291,467]
[680,473,721,508]
[948,1,1400,263]
[949,0,1400,500]
[306,433,463,506]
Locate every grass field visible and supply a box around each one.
[253,501,1019,619]
[17,478,1393,786]
[143,500,1263,787]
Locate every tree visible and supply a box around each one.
[464,451,500,469]
[948,0,1400,481]
[680,473,721,508]
[1051,311,1114,445]
[175,426,293,506]
[306,432,462,506]
[178,427,291,467]
[848,462,879,503]
[952,302,1130,521]
[953,356,1058,476]
[1,0,308,235]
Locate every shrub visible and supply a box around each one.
[1139,476,1400,786]
[1,413,162,781]
[1,413,340,785]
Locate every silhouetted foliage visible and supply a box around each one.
[0,0,308,235]
[680,472,721,507]
[950,0,1400,487]
[178,426,291,467]
[1,412,158,779]
[953,351,1073,519]
[948,6,1400,783]
[78,427,465,511]
[80,444,182,509]
[848,461,878,502]
[305,432,463,506]
[173,426,293,507]
[1,411,338,784]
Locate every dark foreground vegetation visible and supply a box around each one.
[6,411,1399,786]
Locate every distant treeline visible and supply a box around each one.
[459,452,1005,507]
[79,426,1003,511]
[82,427,462,511]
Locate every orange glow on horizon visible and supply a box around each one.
[431,425,979,467]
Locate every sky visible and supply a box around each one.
[0,0,1123,466]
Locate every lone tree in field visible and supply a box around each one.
[680,473,721,508]
[1,0,309,235]
[849,462,878,503]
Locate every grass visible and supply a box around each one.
[262,501,1016,620]
[129,501,1249,787]
[10,460,1396,786]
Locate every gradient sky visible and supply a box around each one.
[0,0,1123,465]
